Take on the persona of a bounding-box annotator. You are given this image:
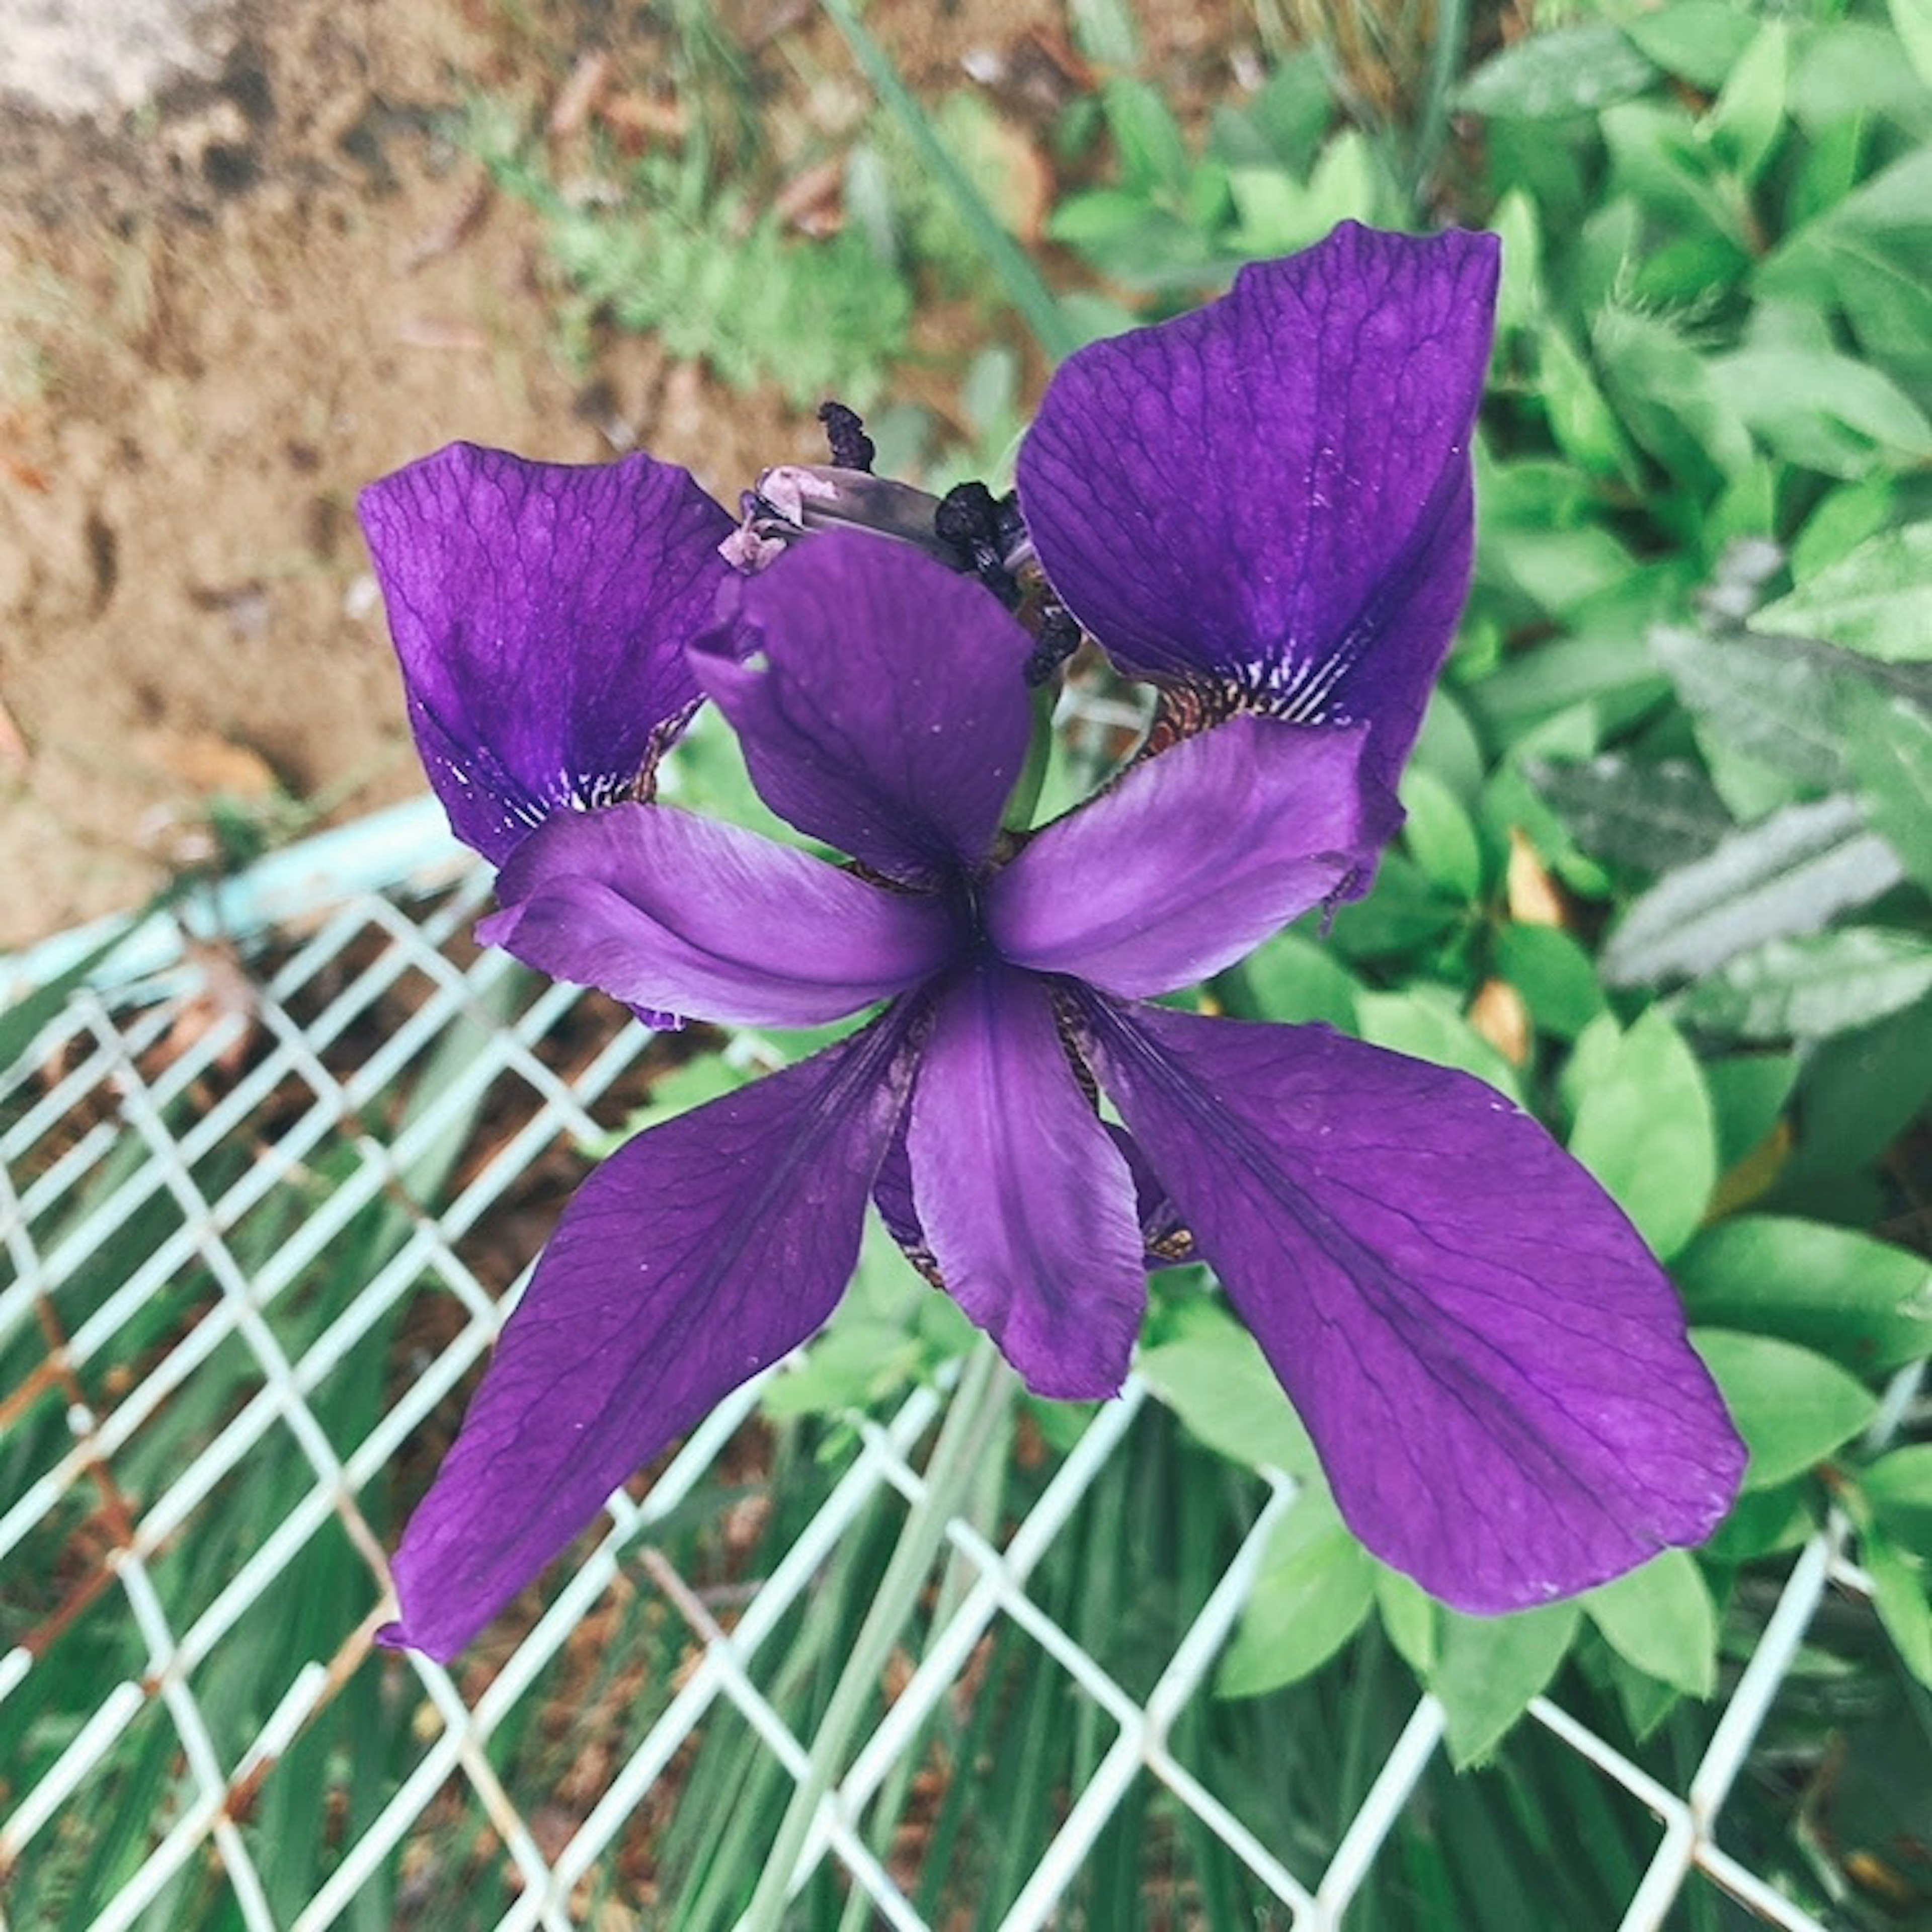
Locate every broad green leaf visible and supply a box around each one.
[1584,1551,1718,1698]
[1456,25,1656,119]
[1794,999,1932,1172]
[1840,683,1932,891]
[1400,766,1485,901]
[1138,1304,1318,1479]
[1320,852,1464,960]
[1601,100,1749,253]
[1622,1,1756,87]
[1601,795,1901,987]
[1693,1329,1879,1489]
[1707,347,1932,479]
[1100,77,1189,195]
[1494,923,1605,1041]
[1651,627,1847,790]
[1677,1216,1932,1375]
[1893,0,1932,91]
[1863,1527,1932,1685]
[1676,927,1932,1040]
[1376,1568,1439,1677]
[1753,524,1932,663]
[1703,1483,1816,1563]
[1532,755,1732,873]
[1568,1010,1716,1261]
[1706,21,1789,182]
[1703,1054,1798,1170]
[1356,987,1526,1106]
[1232,927,1358,1029]
[1431,1603,1581,1767]
[1792,474,1899,580]
[1863,1445,1932,1546]
[1219,1495,1376,1697]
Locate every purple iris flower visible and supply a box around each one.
[359,224,1744,1664]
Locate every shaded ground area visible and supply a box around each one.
[1,0,1239,950]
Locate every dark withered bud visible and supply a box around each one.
[817,400,876,474]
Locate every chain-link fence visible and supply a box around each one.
[0,807,1907,1930]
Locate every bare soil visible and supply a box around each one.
[0,0,1243,950]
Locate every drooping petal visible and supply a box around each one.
[383,1011,917,1661]
[692,530,1033,884]
[988,716,1400,997]
[1017,223,1499,786]
[359,443,733,863]
[906,961,1145,1397]
[477,801,961,1028]
[1074,996,1746,1611]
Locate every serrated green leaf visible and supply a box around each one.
[1431,1603,1582,1767]
[1456,25,1657,118]
[1218,1498,1376,1697]
[1676,927,1932,1040]
[1138,1305,1318,1479]
[1532,755,1732,873]
[1753,523,1932,663]
[1584,1550,1718,1698]
[1677,1216,1932,1375]
[1568,1010,1716,1261]
[1602,795,1901,987]
[1693,1328,1879,1489]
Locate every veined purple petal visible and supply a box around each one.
[693,531,1033,884]
[478,802,960,1028]
[907,961,1144,1398]
[1075,996,1745,1611]
[1017,223,1498,787]
[383,1011,916,1660]
[987,717,1399,997]
[358,443,733,863]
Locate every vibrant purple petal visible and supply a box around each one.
[359,443,733,863]
[477,802,961,1028]
[907,961,1144,1397]
[988,717,1400,997]
[692,530,1033,884]
[1074,996,1745,1611]
[1017,223,1499,787]
[383,1012,916,1660]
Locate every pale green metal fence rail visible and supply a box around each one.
[0,802,1911,1930]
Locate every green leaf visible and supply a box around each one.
[1707,346,1932,479]
[1601,795,1901,987]
[1693,1329,1879,1489]
[1532,755,1732,873]
[1400,766,1485,901]
[1677,1216,1932,1376]
[1230,928,1358,1029]
[1138,1304,1318,1479]
[1567,1010,1716,1261]
[1494,924,1606,1042]
[1584,1551,1718,1698]
[1622,2,1756,88]
[1591,306,1754,491]
[1651,626,1848,791]
[1218,1495,1376,1697]
[1431,1603,1581,1767]
[1840,683,1932,892]
[1705,21,1789,183]
[1676,927,1932,1040]
[1456,25,1657,119]
[1703,1053,1798,1170]
[1864,1526,1932,1685]
[1891,0,1932,93]
[1863,1445,1932,1547]
[1703,1483,1816,1564]
[1752,524,1932,663]
[1320,852,1464,959]
[1356,987,1526,1106]
[1376,1568,1439,1677]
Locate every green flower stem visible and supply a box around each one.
[740,1339,1012,1931]
[1004,683,1060,834]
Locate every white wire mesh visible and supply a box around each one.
[0,841,1904,1930]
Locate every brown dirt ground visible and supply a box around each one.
[0,0,1245,952]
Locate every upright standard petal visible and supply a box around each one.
[478,802,961,1028]
[384,1012,917,1661]
[907,960,1145,1398]
[1017,223,1499,785]
[1075,996,1745,1611]
[988,716,1399,997]
[359,443,734,863]
[693,531,1033,885]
